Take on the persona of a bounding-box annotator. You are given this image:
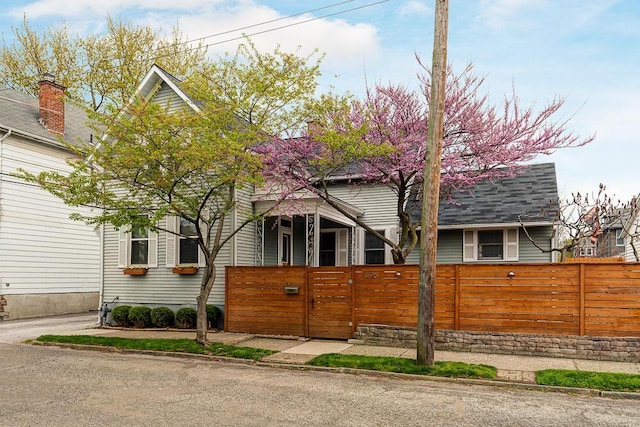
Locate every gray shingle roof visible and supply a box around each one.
[410,163,558,226]
[0,86,92,148]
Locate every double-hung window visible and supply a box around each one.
[118,217,158,268]
[616,229,625,247]
[166,216,205,267]
[463,228,518,262]
[364,230,386,265]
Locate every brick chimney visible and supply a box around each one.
[38,73,65,135]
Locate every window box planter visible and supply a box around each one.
[123,267,148,276]
[172,266,199,275]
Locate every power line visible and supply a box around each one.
[90,0,390,70]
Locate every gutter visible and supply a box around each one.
[0,129,8,295]
[0,124,68,152]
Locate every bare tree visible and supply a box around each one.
[519,184,627,261]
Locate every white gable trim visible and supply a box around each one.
[135,64,201,113]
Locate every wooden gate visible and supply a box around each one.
[307,267,353,339]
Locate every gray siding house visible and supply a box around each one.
[100,65,560,315]
[0,76,100,320]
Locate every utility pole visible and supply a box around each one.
[417,0,449,366]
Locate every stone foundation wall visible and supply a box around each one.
[354,324,640,363]
[0,292,99,320]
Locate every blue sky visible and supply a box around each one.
[2,0,639,201]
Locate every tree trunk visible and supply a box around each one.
[195,263,216,345]
[417,0,448,366]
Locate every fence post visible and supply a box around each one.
[304,266,309,337]
[351,265,356,336]
[579,263,586,336]
[454,264,461,330]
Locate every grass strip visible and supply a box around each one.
[536,369,640,392]
[307,353,497,379]
[36,335,274,360]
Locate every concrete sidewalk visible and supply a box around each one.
[80,327,640,384]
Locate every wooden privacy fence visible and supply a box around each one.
[225,263,640,339]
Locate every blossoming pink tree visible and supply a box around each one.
[261,63,595,264]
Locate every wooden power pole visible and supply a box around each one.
[417,0,449,366]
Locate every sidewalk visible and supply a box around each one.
[80,327,640,384]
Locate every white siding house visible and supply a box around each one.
[0,76,100,320]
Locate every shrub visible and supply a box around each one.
[150,307,175,328]
[175,307,197,329]
[128,306,152,328]
[206,305,222,329]
[110,305,132,327]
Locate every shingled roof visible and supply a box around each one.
[0,86,92,148]
[409,163,558,227]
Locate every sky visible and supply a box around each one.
[1,0,639,202]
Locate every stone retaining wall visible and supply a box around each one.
[354,324,640,363]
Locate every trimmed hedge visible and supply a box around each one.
[150,307,175,328]
[175,307,197,329]
[206,305,222,329]
[129,306,152,328]
[111,305,132,327]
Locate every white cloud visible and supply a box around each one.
[475,0,547,31]
[5,0,380,70]
[398,1,431,17]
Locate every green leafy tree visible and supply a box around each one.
[19,40,322,345]
[0,16,206,111]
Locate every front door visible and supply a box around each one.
[307,266,353,339]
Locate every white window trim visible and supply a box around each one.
[117,221,158,268]
[278,217,293,266]
[166,216,206,268]
[615,229,625,247]
[319,228,349,267]
[463,228,519,262]
[356,225,398,265]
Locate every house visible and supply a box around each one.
[623,196,640,262]
[404,163,559,264]
[99,65,560,315]
[0,75,100,320]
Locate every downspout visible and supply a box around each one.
[0,129,10,296]
[97,223,105,324]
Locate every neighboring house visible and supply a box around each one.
[100,65,560,315]
[623,196,640,262]
[0,75,100,320]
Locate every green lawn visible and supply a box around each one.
[36,335,275,360]
[307,353,497,379]
[536,369,640,392]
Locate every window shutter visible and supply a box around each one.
[117,226,129,268]
[165,216,177,268]
[505,228,519,261]
[337,229,348,267]
[198,212,209,267]
[463,230,477,262]
[355,228,365,265]
[198,243,207,267]
[148,229,158,268]
[387,226,398,264]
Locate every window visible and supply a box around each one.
[178,218,199,264]
[616,229,625,247]
[463,228,518,262]
[364,230,385,264]
[117,217,158,268]
[478,230,503,260]
[130,223,149,265]
[166,216,205,267]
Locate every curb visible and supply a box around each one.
[32,340,636,399]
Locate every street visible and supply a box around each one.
[1,343,639,427]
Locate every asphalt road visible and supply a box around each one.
[1,343,639,427]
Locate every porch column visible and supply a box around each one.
[306,213,316,266]
[255,218,264,266]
